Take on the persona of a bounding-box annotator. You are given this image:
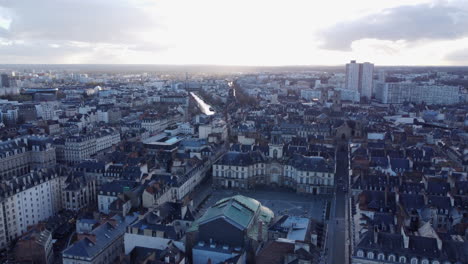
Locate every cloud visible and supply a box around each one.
[0,0,158,43]
[0,0,168,63]
[319,2,468,50]
[445,48,468,63]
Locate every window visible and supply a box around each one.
[367,252,374,259]
[378,253,385,260]
[421,260,429,264]
[411,258,418,264]
[388,255,396,262]
[357,250,364,258]
[400,256,407,263]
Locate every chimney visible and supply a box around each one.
[386,173,390,189]
[384,186,388,207]
[401,227,409,249]
[373,226,378,244]
[436,233,442,251]
[258,221,263,242]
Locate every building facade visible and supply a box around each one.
[0,168,63,249]
[0,137,56,180]
[213,151,335,195]
[346,60,374,99]
[375,83,460,105]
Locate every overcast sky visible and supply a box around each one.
[0,0,467,65]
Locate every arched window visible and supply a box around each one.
[421,260,429,264]
[431,261,440,264]
[367,252,374,259]
[411,257,418,264]
[273,149,278,159]
[399,256,407,263]
[378,253,385,260]
[388,255,396,262]
[357,250,364,258]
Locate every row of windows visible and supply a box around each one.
[356,250,447,264]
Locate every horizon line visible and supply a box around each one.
[1,63,468,68]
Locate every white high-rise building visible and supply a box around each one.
[345,60,374,100]
[360,62,374,99]
[345,60,360,92]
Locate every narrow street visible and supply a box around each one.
[326,144,349,264]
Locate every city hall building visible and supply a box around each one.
[212,145,335,195]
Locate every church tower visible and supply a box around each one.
[269,130,283,159]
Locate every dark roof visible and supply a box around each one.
[427,181,450,196]
[216,151,266,166]
[99,180,139,195]
[390,158,410,171]
[427,195,451,210]
[399,194,425,211]
[256,240,294,264]
[287,154,334,173]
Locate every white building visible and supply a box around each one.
[36,102,60,120]
[199,118,228,142]
[64,134,96,164]
[375,82,460,105]
[346,60,374,99]
[0,169,63,249]
[346,60,360,92]
[300,89,322,101]
[213,152,335,195]
[361,62,374,99]
[333,88,360,102]
[95,128,120,153]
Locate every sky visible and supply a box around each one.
[0,0,468,66]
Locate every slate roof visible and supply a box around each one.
[370,157,389,168]
[390,158,410,171]
[399,194,425,211]
[216,151,266,167]
[287,154,333,173]
[359,191,396,213]
[398,182,424,194]
[63,214,138,260]
[99,180,139,195]
[355,231,457,260]
[426,195,452,210]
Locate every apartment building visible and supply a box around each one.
[0,168,63,249]
[0,136,56,180]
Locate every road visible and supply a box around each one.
[326,144,349,264]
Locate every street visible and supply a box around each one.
[326,145,349,264]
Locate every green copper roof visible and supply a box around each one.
[189,195,274,232]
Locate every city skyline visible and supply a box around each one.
[0,0,468,66]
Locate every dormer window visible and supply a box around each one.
[357,250,364,258]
